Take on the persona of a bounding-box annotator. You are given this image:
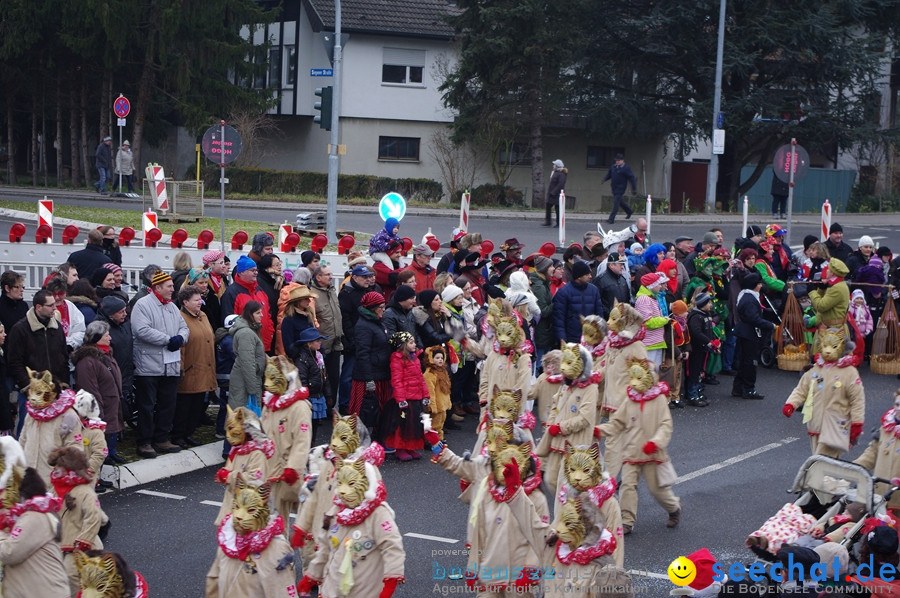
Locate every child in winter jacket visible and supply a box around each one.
[383,331,428,461]
[626,242,645,271]
[422,345,452,441]
[848,289,874,338]
[686,293,718,407]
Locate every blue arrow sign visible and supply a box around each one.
[310,68,334,77]
[379,192,407,222]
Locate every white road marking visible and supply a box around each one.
[628,569,671,580]
[201,500,223,507]
[404,532,459,544]
[674,437,799,485]
[136,489,186,500]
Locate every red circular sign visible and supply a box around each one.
[114,96,131,118]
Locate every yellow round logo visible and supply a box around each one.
[667,556,696,587]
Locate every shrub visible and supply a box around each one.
[470,183,523,207]
[846,185,900,212]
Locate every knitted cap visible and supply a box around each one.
[533,255,552,274]
[203,250,225,265]
[99,295,126,316]
[360,291,385,308]
[858,235,874,248]
[572,261,591,279]
[694,292,712,308]
[441,285,464,303]
[830,222,843,234]
[150,270,172,287]
[389,331,414,351]
[235,256,256,274]
[393,284,416,303]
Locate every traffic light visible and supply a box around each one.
[314,86,333,131]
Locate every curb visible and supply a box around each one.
[99,442,224,490]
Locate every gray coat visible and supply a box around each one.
[309,279,344,354]
[131,293,189,377]
[229,317,265,407]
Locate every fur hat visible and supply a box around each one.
[20,467,47,500]
[47,446,91,481]
[73,389,100,421]
[458,233,482,250]
[251,232,274,254]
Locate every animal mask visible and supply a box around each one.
[0,463,23,509]
[626,357,655,393]
[819,327,846,363]
[492,441,531,485]
[225,405,247,446]
[25,368,58,409]
[232,476,272,534]
[560,342,584,380]
[490,385,522,421]
[330,414,361,459]
[336,458,369,508]
[607,303,642,337]
[75,551,124,598]
[564,442,603,492]
[581,315,607,346]
[495,315,524,350]
[555,497,586,548]
[485,297,509,331]
[484,419,515,458]
[73,389,100,421]
[264,356,291,395]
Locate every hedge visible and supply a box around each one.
[192,166,443,202]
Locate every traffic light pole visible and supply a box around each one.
[326,0,342,244]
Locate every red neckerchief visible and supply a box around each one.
[626,382,669,411]
[217,513,285,561]
[555,530,617,566]
[56,301,70,335]
[26,389,76,421]
[607,325,646,348]
[492,338,534,358]
[262,387,309,411]
[235,276,258,294]
[96,344,111,354]
[83,418,107,431]
[323,442,386,468]
[0,494,62,531]
[209,273,223,294]
[229,439,276,460]
[546,374,564,384]
[580,337,608,358]
[559,478,618,510]
[814,353,860,368]
[488,460,542,502]
[151,289,171,305]
[334,480,387,525]
[881,409,900,440]
[50,469,91,500]
[565,371,603,389]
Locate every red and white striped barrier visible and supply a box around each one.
[459,190,470,233]
[38,199,53,242]
[821,199,831,242]
[145,164,169,212]
[142,210,160,247]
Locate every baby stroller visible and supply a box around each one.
[744,455,898,594]
[758,294,785,369]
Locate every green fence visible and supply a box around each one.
[741,166,857,213]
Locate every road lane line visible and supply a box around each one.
[136,490,187,500]
[627,569,670,580]
[201,500,223,507]
[404,532,459,544]
[674,437,799,485]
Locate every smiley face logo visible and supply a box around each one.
[667,556,696,587]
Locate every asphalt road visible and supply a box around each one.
[97,364,900,597]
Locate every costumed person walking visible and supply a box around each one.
[382,331,428,462]
[598,357,681,536]
[854,389,900,508]
[783,328,865,458]
[536,342,600,495]
[214,406,274,525]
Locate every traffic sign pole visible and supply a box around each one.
[221,120,226,252]
[786,138,797,247]
[113,94,131,197]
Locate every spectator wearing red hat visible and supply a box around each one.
[635,272,670,367]
[349,291,391,428]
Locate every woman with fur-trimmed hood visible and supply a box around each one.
[536,342,600,495]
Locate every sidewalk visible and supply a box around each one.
[99,442,224,490]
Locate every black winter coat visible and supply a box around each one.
[595,269,632,318]
[411,307,451,348]
[338,280,383,356]
[294,346,326,398]
[68,244,113,280]
[7,310,69,390]
[352,309,390,381]
[687,308,714,350]
[0,294,28,352]
[735,291,774,340]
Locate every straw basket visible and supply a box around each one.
[871,293,900,375]
[777,352,809,371]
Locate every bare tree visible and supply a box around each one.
[429,127,479,203]
[228,108,282,168]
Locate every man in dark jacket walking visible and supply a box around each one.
[94,136,112,194]
[595,252,632,318]
[7,289,70,436]
[553,261,603,343]
[543,159,568,227]
[732,273,773,400]
[604,153,637,224]
[337,265,382,413]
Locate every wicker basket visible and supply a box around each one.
[871,356,900,375]
[777,353,809,371]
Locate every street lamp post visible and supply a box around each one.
[705,0,726,213]
[326,0,342,244]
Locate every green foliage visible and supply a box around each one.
[469,184,524,207]
[846,185,900,212]
[193,166,443,203]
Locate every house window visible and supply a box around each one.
[382,48,425,86]
[268,47,281,89]
[285,46,297,86]
[379,136,420,161]
[498,142,532,166]
[586,146,625,169]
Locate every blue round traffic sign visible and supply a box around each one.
[379,192,407,221]
[114,96,131,118]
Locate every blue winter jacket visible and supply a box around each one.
[552,280,604,343]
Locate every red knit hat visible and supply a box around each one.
[361,291,386,308]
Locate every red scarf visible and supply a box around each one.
[209,273,223,294]
[152,289,171,305]
[882,409,900,440]
[334,480,387,525]
[83,418,107,431]
[97,343,111,354]
[262,387,309,411]
[26,389,75,421]
[229,439,276,460]
[626,381,669,411]
[56,301,70,335]
[555,531,617,566]
[50,469,91,500]
[814,353,860,368]
[0,494,62,531]
[217,513,285,561]
[607,325,646,348]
